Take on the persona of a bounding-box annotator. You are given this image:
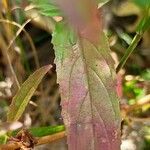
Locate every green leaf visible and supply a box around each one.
[0,134,8,144]
[30,0,109,17]
[116,33,142,73]
[136,16,150,33]
[52,22,121,150]
[116,4,150,72]
[97,0,110,8]
[12,125,65,137]
[133,0,150,9]
[52,22,77,62]
[29,0,61,17]
[7,65,51,122]
[29,125,65,137]
[141,69,150,81]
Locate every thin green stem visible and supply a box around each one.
[116,33,142,73]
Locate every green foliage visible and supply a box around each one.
[116,33,142,73]
[141,69,150,81]
[29,0,61,17]
[0,134,8,144]
[136,15,150,33]
[29,0,110,17]
[134,0,150,34]
[12,125,65,137]
[133,0,150,9]
[7,65,51,122]
[124,79,145,104]
[29,125,65,137]
[116,0,150,72]
[52,22,76,61]
[2,0,149,149]
[133,0,150,33]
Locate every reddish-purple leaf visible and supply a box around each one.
[52,23,121,150]
[52,0,121,149]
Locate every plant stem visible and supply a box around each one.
[0,131,66,150]
[0,19,40,69]
[116,33,142,73]
[37,131,66,146]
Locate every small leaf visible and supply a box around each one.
[7,65,51,122]
[141,69,150,81]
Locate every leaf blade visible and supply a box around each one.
[52,23,121,150]
[7,65,51,122]
[97,0,110,8]
[29,0,61,17]
[12,125,65,137]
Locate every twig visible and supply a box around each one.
[36,131,66,146]
[0,142,22,150]
[0,131,66,150]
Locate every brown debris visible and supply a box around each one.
[8,129,37,150]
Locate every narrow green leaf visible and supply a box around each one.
[116,5,150,73]
[12,125,65,137]
[136,16,150,33]
[116,33,142,73]
[29,125,65,137]
[7,65,51,122]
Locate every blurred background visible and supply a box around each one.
[0,0,149,149]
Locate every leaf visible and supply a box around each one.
[0,134,8,144]
[7,65,51,122]
[97,0,110,8]
[52,22,121,150]
[12,125,65,137]
[29,0,108,17]
[141,69,150,81]
[28,125,65,137]
[136,16,150,33]
[29,0,61,17]
[133,0,150,9]
[55,0,102,44]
